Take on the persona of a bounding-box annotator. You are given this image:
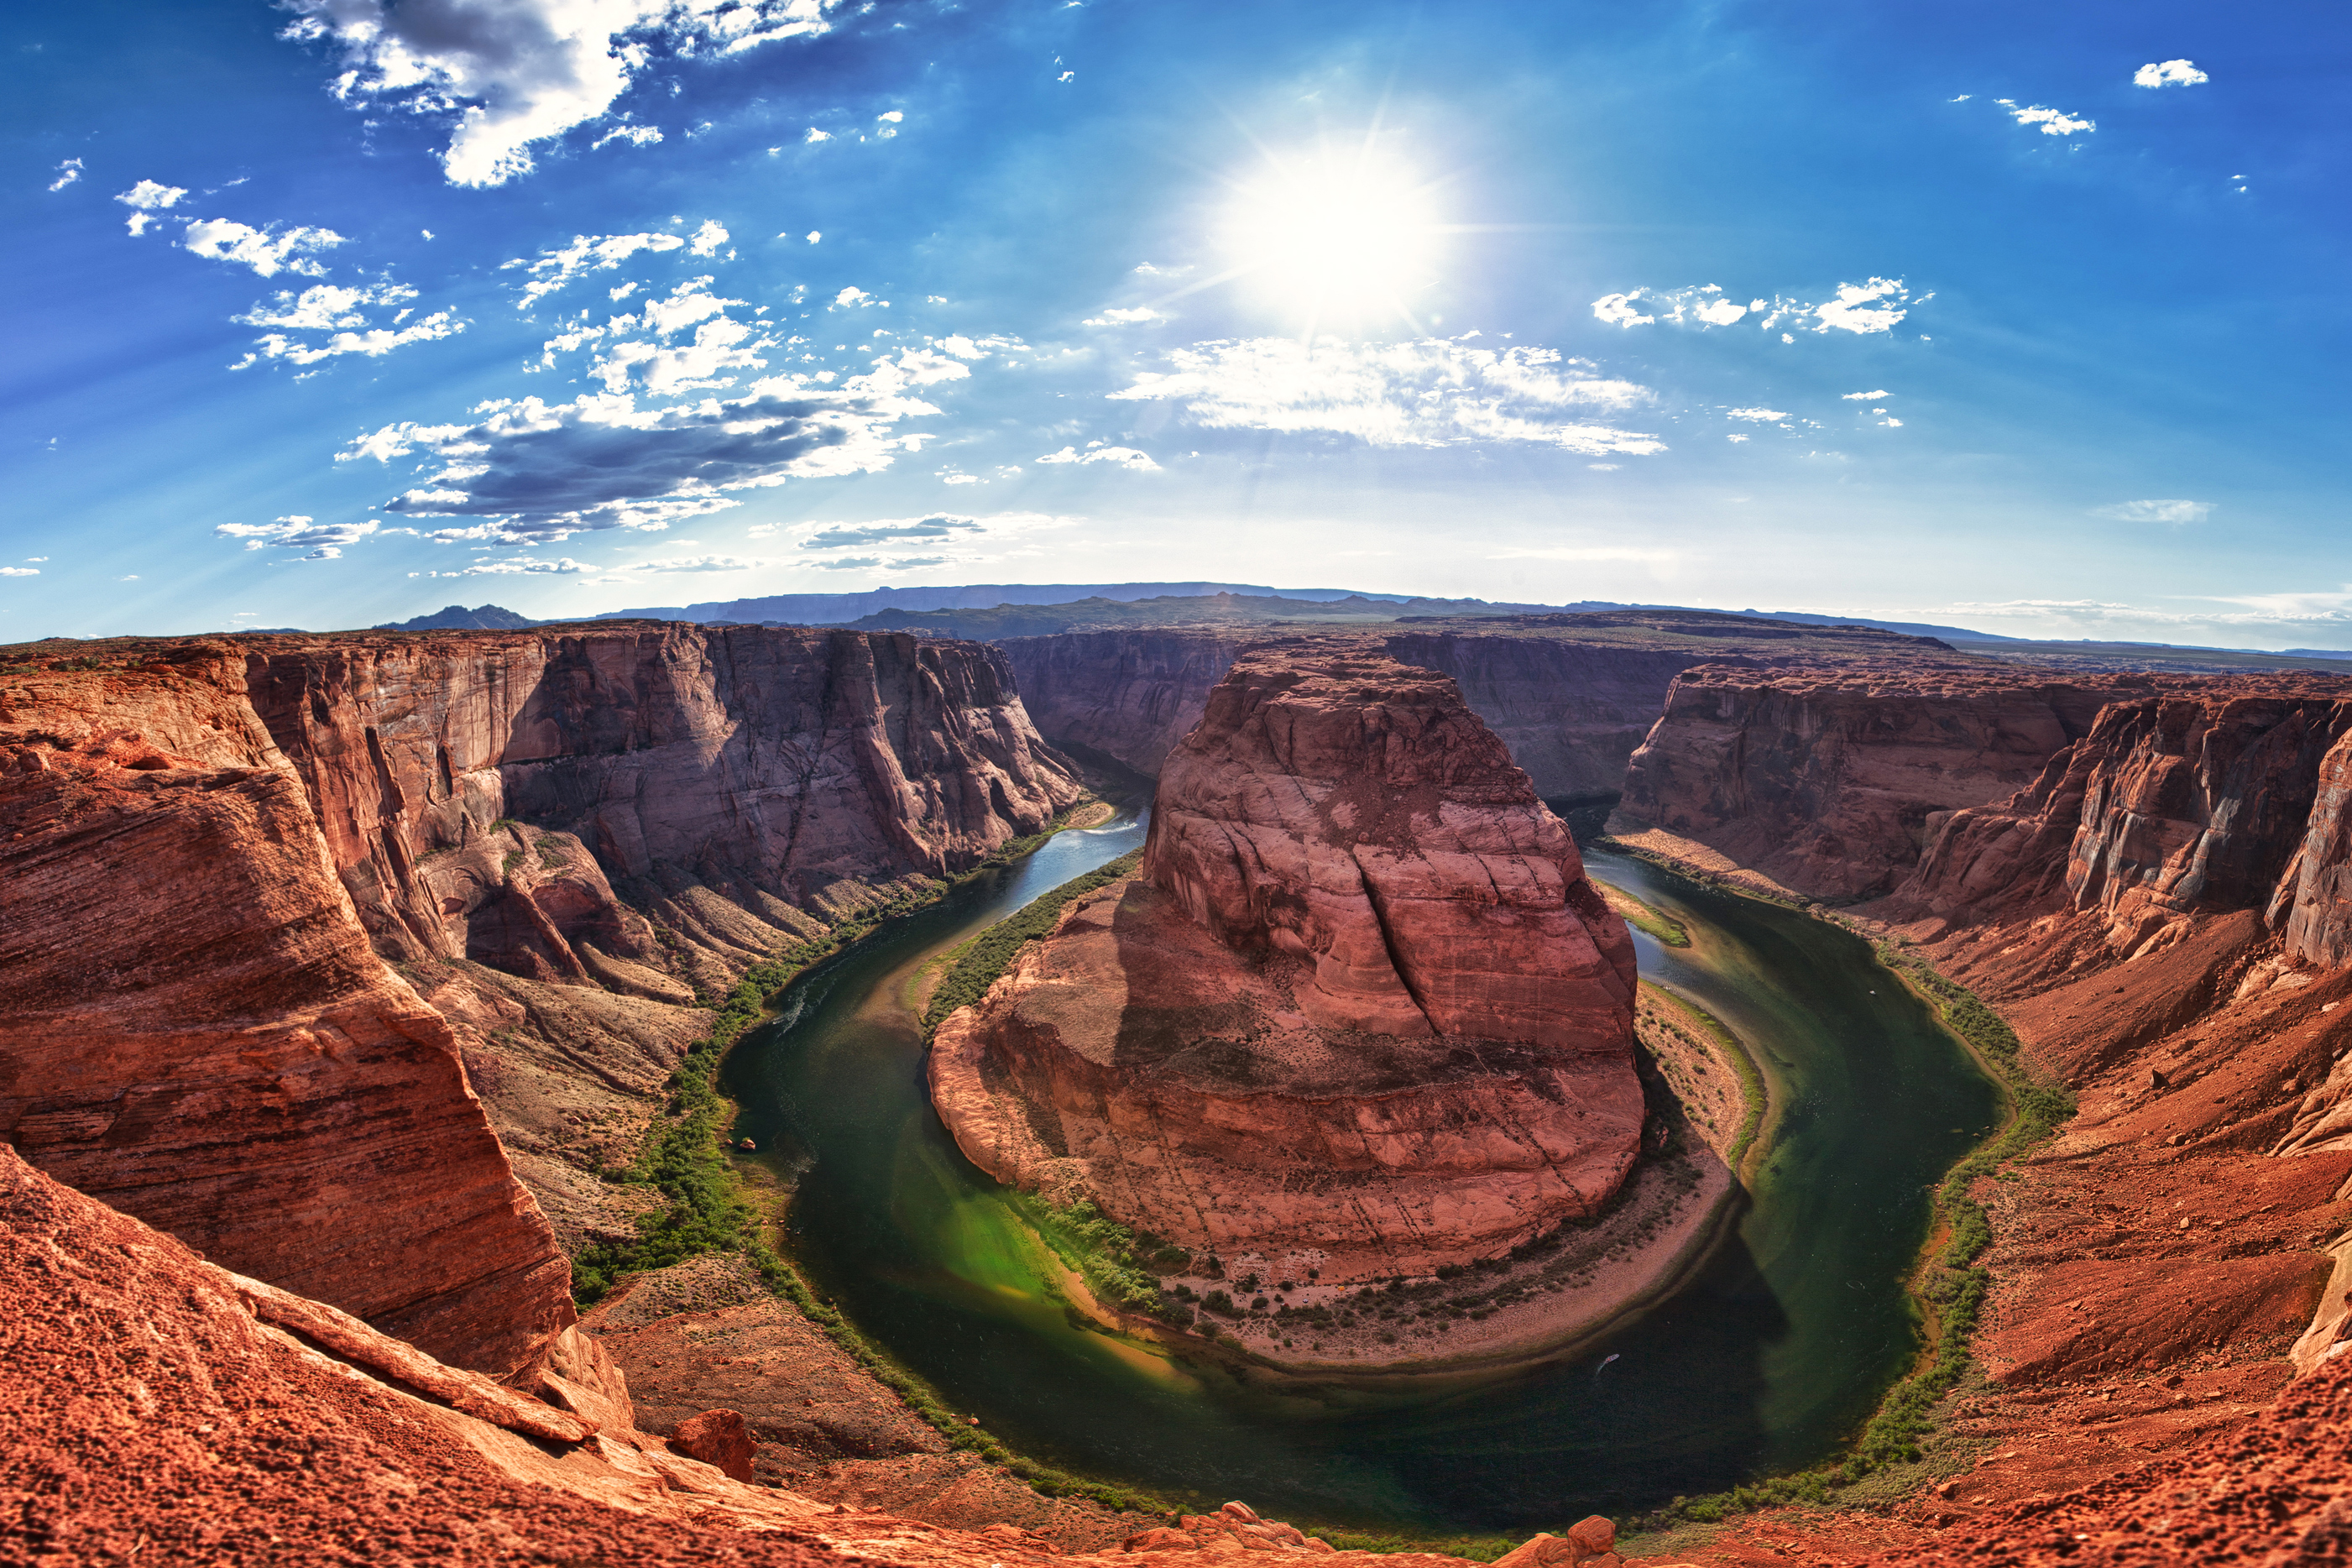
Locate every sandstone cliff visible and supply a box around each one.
[1002,613,1958,800]
[932,649,1643,1287]
[0,626,1083,1371]
[1614,660,2150,902]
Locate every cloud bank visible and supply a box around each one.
[280,0,851,187]
[1109,337,1662,456]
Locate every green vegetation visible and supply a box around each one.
[566,802,1183,1518]
[1007,1192,1189,1321]
[1641,982,1768,1170]
[923,848,1142,1032]
[1597,878,1690,947]
[1619,921,2074,1535]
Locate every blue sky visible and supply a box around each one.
[6,0,2348,644]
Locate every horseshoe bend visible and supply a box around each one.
[15,614,2352,1565]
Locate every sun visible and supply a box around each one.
[1218,145,1444,327]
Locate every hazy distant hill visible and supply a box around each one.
[583,581,1576,625]
[374,604,539,631]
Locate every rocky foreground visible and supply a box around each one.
[933,647,1654,1354]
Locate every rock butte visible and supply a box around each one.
[933,649,1644,1288]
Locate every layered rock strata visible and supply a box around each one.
[1612,659,2352,1531]
[932,649,1643,1284]
[0,626,1081,1370]
[1614,660,2156,902]
[1001,612,1956,797]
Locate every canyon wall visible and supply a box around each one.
[1002,615,1956,799]
[0,625,1083,1369]
[931,648,1643,1287]
[1613,661,2149,902]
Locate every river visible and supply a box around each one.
[721,816,1999,1530]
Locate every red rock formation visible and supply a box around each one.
[1616,661,2152,901]
[932,649,1642,1287]
[0,661,571,1373]
[0,625,1081,1372]
[243,625,1082,985]
[1001,614,1956,797]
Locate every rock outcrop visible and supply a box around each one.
[0,625,1083,1372]
[1614,661,2152,902]
[0,655,571,1373]
[932,649,1642,1288]
[1001,612,1959,797]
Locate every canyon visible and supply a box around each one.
[930,649,1650,1316]
[15,605,2352,1564]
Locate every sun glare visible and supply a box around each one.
[1220,146,1442,326]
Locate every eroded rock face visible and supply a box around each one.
[1616,661,2149,902]
[0,661,570,1373]
[245,625,1082,988]
[932,650,1641,1283]
[0,626,1081,1372]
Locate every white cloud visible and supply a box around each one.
[2010,104,2095,136]
[508,230,691,306]
[1725,407,1787,421]
[593,123,664,148]
[687,218,729,256]
[1594,279,1919,336]
[280,0,849,188]
[115,179,187,211]
[805,128,831,144]
[2093,499,2211,525]
[832,286,878,309]
[238,312,466,368]
[213,516,380,553]
[1590,293,1654,328]
[806,230,822,244]
[1035,445,1161,472]
[2134,60,2208,88]
[1109,337,1663,457]
[236,282,416,331]
[1726,433,1749,442]
[1587,463,1619,471]
[1842,389,1891,400]
[1082,306,1160,327]
[410,557,589,578]
[801,515,985,548]
[181,219,348,278]
[342,348,970,542]
[0,567,39,578]
[48,159,84,192]
[613,553,764,572]
[877,110,903,123]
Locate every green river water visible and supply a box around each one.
[721,816,2000,1530]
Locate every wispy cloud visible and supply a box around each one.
[801,516,985,547]
[1036,444,1160,471]
[1487,545,1677,563]
[227,282,464,368]
[410,557,588,578]
[48,159,83,192]
[213,515,379,559]
[1592,279,1921,336]
[1842,389,1891,400]
[279,0,851,187]
[2134,60,2208,88]
[1725,407,1788,421]
[2008,103,2095,137]
[2093,499,2212,525]
[182,218,348,278]
[1109,337,1662,457]
[506,229,694,306]
[1083,306,1160,327]
[593,123,663,149]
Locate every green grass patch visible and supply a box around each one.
[923,848,1142,1033]
[567,803,1183,1518]
[1642,982,1768,1171]
[1596,878,1690,947]
[1613,912,2072,1534]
